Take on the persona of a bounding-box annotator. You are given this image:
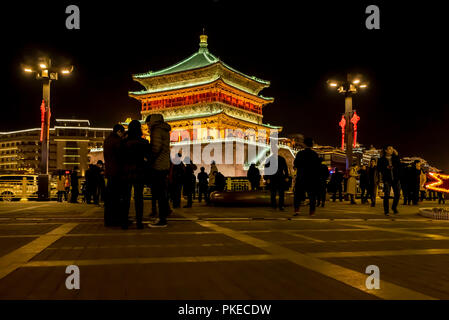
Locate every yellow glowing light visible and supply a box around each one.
[426,172,449,194]
[61,69,70,74]
[39,63,47,69]
[24,68,33,73]
[359,84,367,88]
[353,79,360,84]
[329,83,338,87]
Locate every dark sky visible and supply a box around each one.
[1,1,448,171]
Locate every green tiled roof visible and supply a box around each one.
[129,77,274,101]
[133,46,270,85]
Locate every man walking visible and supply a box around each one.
[378,145,401,216]
[293,137,320,215]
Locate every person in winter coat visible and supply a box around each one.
[197,167,209,203]
[347,163,359,205]
[419,167,427,202]
[57,171,66,202]
[247,163,261,191]
[293,137,320,215]
[265,151,289,211]
[207,161,218,203]
[378,145,401,215]
[120,120,151,229]
[146,114,171,227]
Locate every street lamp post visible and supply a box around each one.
[328,74,368,171]
[23,58,73,200]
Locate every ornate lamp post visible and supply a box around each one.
[22,58,73,200]
[328,74,368,170]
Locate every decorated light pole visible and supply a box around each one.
[328,74,367,170]
[22,58,73,200]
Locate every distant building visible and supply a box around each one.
[0,119,111,176]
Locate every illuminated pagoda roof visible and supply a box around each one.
[131,34,272,96]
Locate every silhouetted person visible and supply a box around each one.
[207,162,218,203]
[293,138,319,215]
[419,167,427,202]
[169,152,185,208]
[85,164,100,204]
[378,145,401,215]
[120,120,150,229]
[247,163,261,191]
[214,171,226,192]
[408,160,421,205]
[104,123,125,226]
[147,114,171,227]
[265,152,289,211]
[399,162,410,205]
[316,158,330,208]
[183,157,197,208]
[367,158,379,207]
[70,166,79,203]
[329,168,343,202]
[96,160,106,203]
[359,165,369,204]
[197,167,208,203]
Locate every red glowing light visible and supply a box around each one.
[350,111,360,148]
[339,115,346,151]
[40,100,45,142]
[426,172,449,194]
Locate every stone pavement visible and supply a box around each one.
[0,199,448,299]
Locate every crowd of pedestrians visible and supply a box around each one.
[263,138,445,217]
[61,120,445,224]
[101,114,229,229]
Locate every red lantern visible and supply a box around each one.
[40,100,45,142]
[338,115,346,150]
[351,111,360,147]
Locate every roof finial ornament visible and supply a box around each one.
[199,29,208,52]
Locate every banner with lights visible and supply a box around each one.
[426,172,449,194]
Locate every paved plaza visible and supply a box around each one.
[0,199,448,299]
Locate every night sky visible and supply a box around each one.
[1,1,448,171]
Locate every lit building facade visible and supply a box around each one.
[129,34,290,176]
[0,119,111,176]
